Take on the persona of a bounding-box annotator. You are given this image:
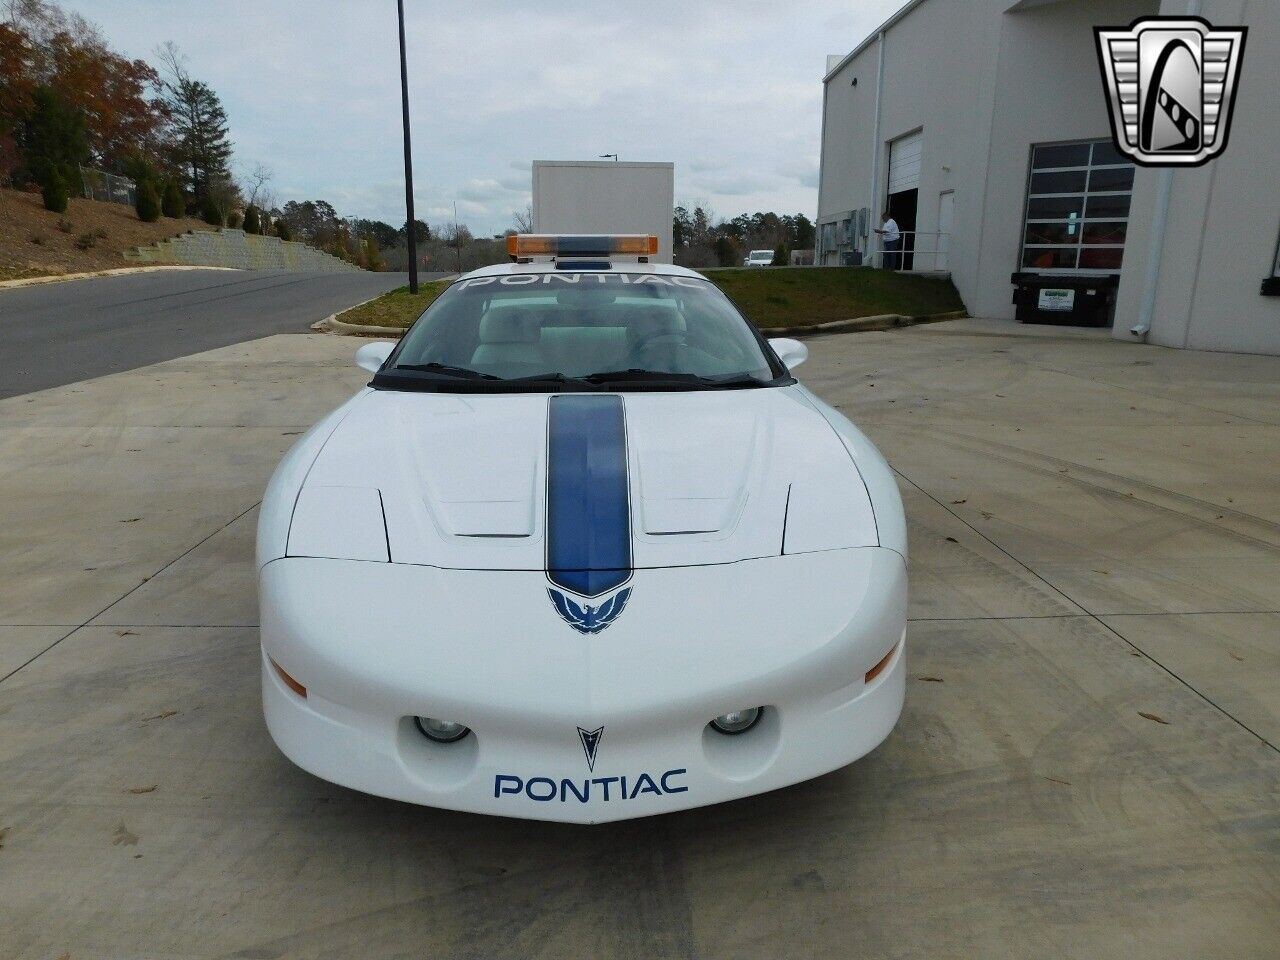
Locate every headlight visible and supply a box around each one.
[414,717,470,743]
[710,707,763,735]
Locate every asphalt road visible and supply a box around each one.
[0,268,445,399]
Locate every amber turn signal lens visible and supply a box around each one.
[865,642,900,684]
[270,658,307,698]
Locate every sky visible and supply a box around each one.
[71,1,907,235]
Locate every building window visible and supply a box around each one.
[1020,139,1134,273]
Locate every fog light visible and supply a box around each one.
[414,716,470,743]
[710,707,763,735]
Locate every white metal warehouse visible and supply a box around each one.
[816,0,1280,354]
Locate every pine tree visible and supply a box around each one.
[242,204,260,234]
[275,219,292,242]
[20,86,89,191]
[160,61,233,205]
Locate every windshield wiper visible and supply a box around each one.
[581,369,769,389]
[393,362,502,381]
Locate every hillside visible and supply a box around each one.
[0,188,211,281]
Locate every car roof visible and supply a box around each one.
[459,259,707,282]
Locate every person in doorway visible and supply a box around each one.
[874,211,901,270]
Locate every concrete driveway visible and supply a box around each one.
[2,322,1278,959]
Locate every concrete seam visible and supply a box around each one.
[0,500,261,686]
[892,467,1280,755]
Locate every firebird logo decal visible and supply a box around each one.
[548,588,631,635]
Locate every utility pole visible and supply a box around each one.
[397,0,418,293]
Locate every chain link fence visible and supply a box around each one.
[79,165,136,206]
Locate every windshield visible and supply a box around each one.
[373,272,788,393]
[750,251,773,260]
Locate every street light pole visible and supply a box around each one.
[397,0,418,293]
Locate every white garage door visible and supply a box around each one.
[887,130,923,195]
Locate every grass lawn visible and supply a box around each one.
[334,267,964,331]
[703,267,964,328]
[335,279,451,328]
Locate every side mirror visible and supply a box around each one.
[355,341,394,374]
[769,337,808,370]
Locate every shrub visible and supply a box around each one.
[55,217,72,233]
[135,179,161,222]
[75,232,96,250]
[200,197,223,226]
[365,239,385,271]
[275,220,292,241]
[161,180,184,218]
[41,168,68,213]
[62,163,84,198]
[94,227,107,239]
[28,231,45,245]
[226,210,241,229]
[242,205,261,234]
[771,242,790,267]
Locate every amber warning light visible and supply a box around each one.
[507,234,659,259]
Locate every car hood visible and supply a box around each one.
[290,385,878,571]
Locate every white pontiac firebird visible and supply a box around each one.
[257,234,907,824]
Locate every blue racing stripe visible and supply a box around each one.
[546,395,631,597]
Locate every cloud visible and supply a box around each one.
[84,0,909,233]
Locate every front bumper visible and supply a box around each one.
[260,548,907,823]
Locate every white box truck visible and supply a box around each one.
[532,160,675,264]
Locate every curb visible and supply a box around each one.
[0,264,239,290]
[312,290,406,337]
[313,312,405,337]
[763,310,969,337]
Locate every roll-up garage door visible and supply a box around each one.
[887,130,923,194]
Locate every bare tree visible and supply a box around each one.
[153,40,187,87]
[511,204,533,233]
[240,161,273,208]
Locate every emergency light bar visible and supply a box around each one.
[507,233,659,259]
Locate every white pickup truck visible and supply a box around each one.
[743,249,774,267]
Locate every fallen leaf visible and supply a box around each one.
[115,629,138,637]
[119,517,141,523]
[916,676,945,683]
[1041,776,1072,786]
[1138,711,1170,725]
[1228,651,1245,662]
[127,785,157,795]
[945,536,959,544]
[111,823,139,846]
[951,499,967,505]
[141,709,178,723]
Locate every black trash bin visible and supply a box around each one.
[1010,273,1119,327]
